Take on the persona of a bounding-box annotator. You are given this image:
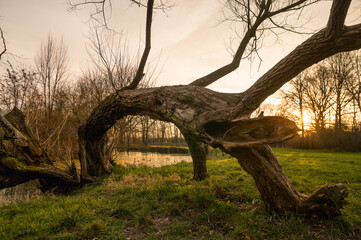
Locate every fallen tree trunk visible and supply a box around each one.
[0,108,80,192]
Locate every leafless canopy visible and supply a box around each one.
[68,0,172,90]
[190,0,320,88]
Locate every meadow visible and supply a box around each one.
[0,148,360,240]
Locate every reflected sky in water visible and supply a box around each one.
[114,152,192,167]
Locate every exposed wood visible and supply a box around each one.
[77,85,300,180]
[77,85,241,179]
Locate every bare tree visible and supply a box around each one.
[281,72,307,137]
[1,0,361,217]
[328,52,354,130]
[0,62,37,111]
[86,27,137,91]
[304,65,335,132]
[346,50,361,128]
[35,34,69,122]
[75,0,361,216]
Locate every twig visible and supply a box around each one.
[0,27,7,60]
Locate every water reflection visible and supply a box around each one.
[114,151,192,167]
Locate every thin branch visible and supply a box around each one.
[230,18,361,119]
[268,0,313,17]
[0,27,6,61]
[123,0,154,90]
[68,0,112,30]
[189,0,318,87]
[189,2,267,87]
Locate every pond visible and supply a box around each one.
[114,151,192,167]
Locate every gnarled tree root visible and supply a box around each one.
[228,145,348,217]
[297,183,348,217]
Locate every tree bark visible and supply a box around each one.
[77,86,240,180]
[228,145,347,217]
[76,84,349,217]
[183,133,208,181]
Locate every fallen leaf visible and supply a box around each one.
[242,231,251,240]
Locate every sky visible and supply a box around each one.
[0,0,360,94]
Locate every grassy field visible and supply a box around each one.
[0,148,360,240]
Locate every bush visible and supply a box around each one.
[278,130,361,152]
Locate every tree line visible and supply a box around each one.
[276,51,361,151]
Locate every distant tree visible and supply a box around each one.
[346,50,361,129]
[86,27,136,91]
[281,72,307,137]
[0,61,37,111]
[304,65,335,132]
[35,34,69,122]
[327,52,354,130]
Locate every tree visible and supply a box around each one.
[35,34,69,122]
[346,50,361,130]
[281,72,307,137]
[0,62,37,111]
[1,0,361,217]
[76,0,360,216]
[328,52,354,130]
[304,65,335,132]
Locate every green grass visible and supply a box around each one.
[0,148,361,239]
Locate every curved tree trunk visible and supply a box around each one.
[76,85,350,217]
[76,86,240,180]
[228,145,347,217]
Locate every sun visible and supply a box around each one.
[302,112,313,130]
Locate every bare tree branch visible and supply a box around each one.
[68,0,110,29]
[68,0,173,29]
[0,27,6,61]
[189,0,269,87]
[123,0,154,90]
[326,0,352,36]
[230,0,360,119]
[189,0,318,87]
